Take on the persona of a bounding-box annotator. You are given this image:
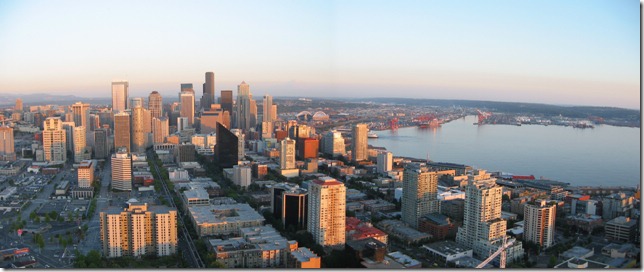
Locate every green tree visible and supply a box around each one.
[548,255,558,268]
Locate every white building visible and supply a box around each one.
[322,130,345,157]
[280,138,296,170]
[376,151,393,174]
[233,164,252,188]
[43,117,67,162]
[111,148,132,191]
[307,177,346,248]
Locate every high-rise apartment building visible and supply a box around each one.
[111,148,132,191]
[180,84,195,126]
[307,177,346,249]
[43,117,67,162]
[351,123,368,162]
[73,126,89,163]
[401,163,439,228]
[148,91,163,119]
[93,128,109,159]
[201,72,215,110]
[322,130,345,157]
[377,151,393,174]
[263,94,273,123]
[523,200,556,249]
[456,178,524,264]
[280,138,296,170]
[220,90,233,115]
[111,81,129,113]
[114,112,131,152]
[78,160,95,188]
[235,81,252,131]
[152,117,169,144]
[71,102,90,129]
[131,106,151,154]
[100,202,178,258]
[0,126,16,161]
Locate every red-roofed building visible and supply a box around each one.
[346,217,388,244]
[512,175,535,180]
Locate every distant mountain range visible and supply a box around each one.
[0,93,111,107]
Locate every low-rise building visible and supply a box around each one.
[189,204,264,237]
[418,213,457,241]
[605,216,637,243]
[376,219,431,245]
[288,247,321,268]
[346,217,388,244]
[423,240,473,263]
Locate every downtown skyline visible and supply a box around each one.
[0,0,640,109]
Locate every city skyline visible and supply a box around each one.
[0,0,639,109]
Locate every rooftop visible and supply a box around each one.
[290,247,319,263]
[189,203,264,225]
[423,240,472,256]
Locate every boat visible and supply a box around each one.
[368,132,379,138]
[418,119,441,128]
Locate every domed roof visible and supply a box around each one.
[312,111,328,118]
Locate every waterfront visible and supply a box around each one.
[370,115,640,187]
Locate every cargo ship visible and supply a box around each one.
[418,119,441,128]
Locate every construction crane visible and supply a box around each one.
[389,118,399,130]
[476,109,491,125]
[476,236,514,269]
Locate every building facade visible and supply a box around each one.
[523,200,556,248]
[43,117,67,162]
[307,177,346,248]
[401,163,440,229]
[111,148,132,191]
[351,124,368,162]
[112,81,129,113]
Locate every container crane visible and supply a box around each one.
[476,236,514,269]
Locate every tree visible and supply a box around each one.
[548,255,558,268]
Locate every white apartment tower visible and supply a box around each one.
[377,151,393,174]
[401,163,439,228]
[307,177,346,248]
[280,138,296,170]
[351,123,368,162]
[111,148,132,191]
[523,200,556,249]
[43,117,67,162]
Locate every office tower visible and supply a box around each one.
[131,106,150,154]
[200,104,225,134]
[100,202,178,258]
[215,123,238,168]
[43,117,67,162]
[323,130,345,157]
[523,200,556,249]
[235,81,252,131]
[112,81,129,113]
[152,117,169,144]
[401,163,439,229]
[179,87,195,126]
[308,177,346,248]
[15,98,23,112]
[456,178,524,263]
[89,114,100,131]
[71,102,90,128]
[249,98,257,129]
[296,138,318,160]
[377,151,393,174]
[0,126,16,161]
[94,128,109,159]
[73,126,88,163]
[148,91,163,119]
[351,123,368,162]
[77,160,95,188]
[261,121,273,139]
[272,183,308,231]
[231,129,245,160]
[280,138,296,170]
[220,90,233,115]
[263,94,273,123]
[114,112,131,153]
[111,148,132,191]
[271,105,278,121]
[62,121,75,152]
[177,117,189,132]
[201,72,215,110]
[129,97,145,109]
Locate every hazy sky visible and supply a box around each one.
[0,0,639,108]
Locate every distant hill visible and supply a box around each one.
[0,93,111,107]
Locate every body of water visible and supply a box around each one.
[369,115,640,187]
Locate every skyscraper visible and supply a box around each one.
[131,106,151,154]
[100,202,178,258]
[280,138,296,170]
[263,94,273,123]
[14,98,23,112]
[112,81,129,113]
[231,129,245,160]
[111,148,132,191]
[71,102,90,128]
[401,163,439,229]
[322,130,345,157]
[523,200,556,249]
[249,98,258,130]
[180,85,195,126]
[351,123,368,162]
[114,112,131,153]
[456,178,524,264]
[215,123,238,168]
[377,151,393,174]
[308,177,346,248]
[93,128,109,159]
[200,104,226,134]
[0,126,16,161]
[201,72,215,110]
[220,90,233,115]
[152,117,169,144]
[129,97,145,109]
[148,91,163,119]
[73,126,88,163]
[272,183,308,231]
[43,117,67,162]
[235,81,252,131]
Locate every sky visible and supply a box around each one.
[0,0,640,109]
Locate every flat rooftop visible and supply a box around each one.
[189,203,264,225]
